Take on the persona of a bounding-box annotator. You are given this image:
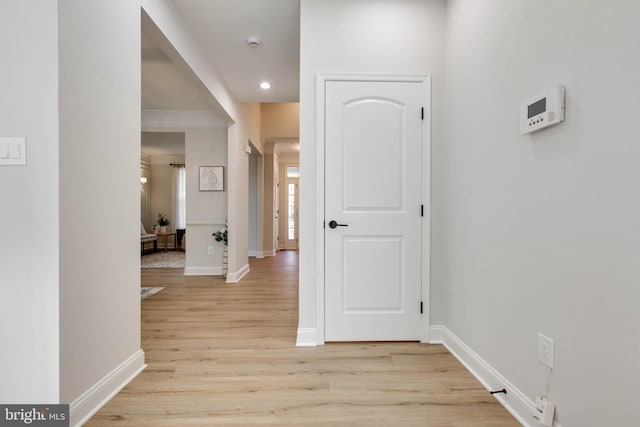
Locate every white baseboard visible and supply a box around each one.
[264,250,277,257]
[428,325,445,343]
[70,350,146,427]
[296,328,318,347]
[429,325,561,427]
[226,263,250,283]
[248,250,265,258]
[183,266,223,276]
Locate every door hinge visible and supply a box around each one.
[421,204,424,217]
[420,301,424,314]
[421,107,424,120]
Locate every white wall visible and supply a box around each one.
[226,103,262,280]
[248,150,260,255]
[58,0,143,415]
[0,1,143,415]
[185,127,228,273]
[0,0,60,403]
[262,145,278,255]
[298,0,446,341]
[443,1,640,425]
[262,103,299,139]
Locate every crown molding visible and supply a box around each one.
[142,109,229,129]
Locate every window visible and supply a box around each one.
[287,166,300,178]
[288,183,296,240]
[173,166,186,229]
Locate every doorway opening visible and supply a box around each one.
[141,131,186,255]
[248,141,263,258]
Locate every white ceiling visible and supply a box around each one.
[171,0,300,103]
[141,1,301,156]
[142,30,219,111]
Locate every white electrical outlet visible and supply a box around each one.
[208,246,214,255]
[538,333,554,369]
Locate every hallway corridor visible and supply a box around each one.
[87,252,517,426]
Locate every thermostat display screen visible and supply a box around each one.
[528,98,546,118]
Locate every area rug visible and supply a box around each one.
[141,287,165,301]
[141,251,185,269]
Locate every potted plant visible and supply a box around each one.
[213,223,228,277]
[157,213,170,234]
[212,224,228,246]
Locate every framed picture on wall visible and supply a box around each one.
[199,166,224,191]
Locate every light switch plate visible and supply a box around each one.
[0,137,26,165]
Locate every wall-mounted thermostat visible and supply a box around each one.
[520,84,565,134]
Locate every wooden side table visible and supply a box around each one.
[156,232,176,253]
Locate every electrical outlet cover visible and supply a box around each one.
[538,333,554,369]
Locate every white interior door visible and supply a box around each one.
[325,80,424,341]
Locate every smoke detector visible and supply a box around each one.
[247,37,262,48]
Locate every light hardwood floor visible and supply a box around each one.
[87,251,519,426]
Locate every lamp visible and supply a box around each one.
[140,177,147,184]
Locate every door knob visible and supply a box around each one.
[328,220,348,229]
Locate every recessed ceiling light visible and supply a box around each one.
[260,81,271,90]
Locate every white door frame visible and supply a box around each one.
[284,171,299,250]
[315,73,432,345]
